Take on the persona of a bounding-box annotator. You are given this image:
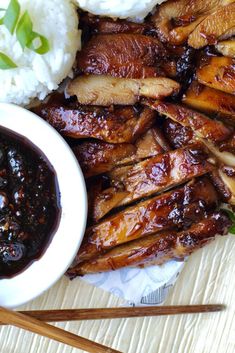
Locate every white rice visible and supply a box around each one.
[76,0,166,20]
[0,0,80,105]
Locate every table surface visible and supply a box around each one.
[1,234,234,353]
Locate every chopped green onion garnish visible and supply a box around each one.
[229,224,235,234]
[3,0,20,34]
[0,0,50,70]
[16,11,50,54]
[29,31,50,55]
[16,11,32,49]
[222,209,235,234]
[0,52,17,69]
[0,8,5,24]
[224,209,235,222]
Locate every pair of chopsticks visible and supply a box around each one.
[0,304,225,353]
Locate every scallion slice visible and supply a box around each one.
[29,31,50,55]
[16,10,32,49]
[0,7,5,24]
[229,224,235,234]
[0,52,17,69]
[225,209,235,222]
[0,0,50,70]
[222,209,235,234]
[3,0,20,34]
[16,11,50,54]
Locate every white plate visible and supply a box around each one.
[0,103,87,308]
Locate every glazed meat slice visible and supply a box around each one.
[74,128,166,178]
[151,0,228,45]
[220,27,235,40]
[219,133,235,153]
[117,127,169,164]
[73,142,136,178]
[68,212,231,276]
[183,81,235,125]
[197,56,235,95]
[164,124,235,199]
[163,118,194,148]
[74,178,219,264]
[149,101,233,143]
[162,115,235,167]
[211,169,235,204]
[218,166,235,203]
[216,39,235,58]
[80,13,154,35]
[162,118,235,201]
[76,34,166,78]
[67,75,180,106]
[91,144,215,220]
[34,103,155,144]
[188,3,235,48]
[200,129,235,166]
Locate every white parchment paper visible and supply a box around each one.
[81,260,185,305]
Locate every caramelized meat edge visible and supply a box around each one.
[34,104,155,144]
[183,81,235,125]
[73,128,167,178]
[76,34,166,78]
[74,178,219,265]
[68,212,231,276]
[148,100,233,143]
[91,144,215,221]
[197,56,235,95]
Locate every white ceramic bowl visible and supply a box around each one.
[0,103,87,308]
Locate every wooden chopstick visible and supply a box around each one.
[0,306,121,353]
[0,305,225,324]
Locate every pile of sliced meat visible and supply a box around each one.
[33,0,235,277]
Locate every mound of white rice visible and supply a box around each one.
[0,0,80,105]
[76,0,166,20]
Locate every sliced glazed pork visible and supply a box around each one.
[76,34,166,78]
[75,178,219,264]
[91,144,215,220]
[34,104,155,144]
[73,128,166,178]
[68,212,231,276]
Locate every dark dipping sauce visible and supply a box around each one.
[0,126,61,279]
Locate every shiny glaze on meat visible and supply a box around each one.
[68,212,231,276]
[161,107,235,168]
[76,34,166,78]
[73,142,136,178]
[34,103,155,144]
[149,101,233,143]
[197,56,235,95]
[188,3,235,48]
[183,81,235,125]
[163,118,194,148]
[74,178,219,264]
[73,128,166,178]
[117,128,168,164]
[210,170,235,204]
[91,144,215,220]
[158,98,235,168]
[151,0,233,46]
[80,13,155,35]
[219,133,235,154]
